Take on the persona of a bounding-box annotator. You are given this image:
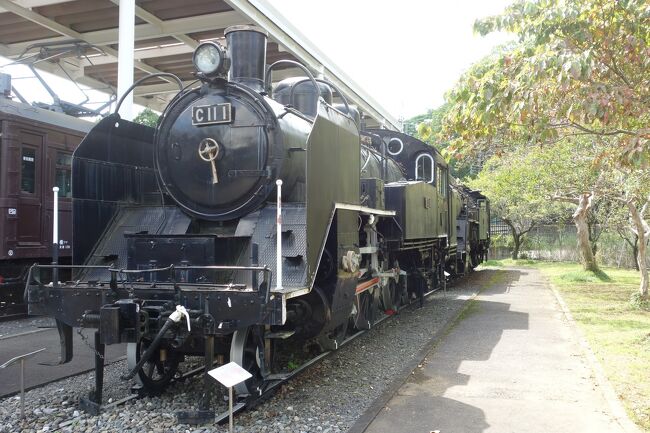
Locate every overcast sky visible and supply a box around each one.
[271,0,514,118]
[1,0,513,121]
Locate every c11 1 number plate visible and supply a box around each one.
[192,103,232,126]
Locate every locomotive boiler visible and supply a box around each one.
[26,24,489,419]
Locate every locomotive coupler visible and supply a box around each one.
[97,299,146,345]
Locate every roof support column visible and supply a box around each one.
[117,0,135,120]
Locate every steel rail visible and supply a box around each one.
[213,282,449,424]
[14,273,461,425]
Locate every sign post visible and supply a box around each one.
[52,186,59,285]
[1,348,46,418]
[208,362,252,433]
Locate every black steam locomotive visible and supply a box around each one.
[26,25,489,415]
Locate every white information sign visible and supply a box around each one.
[208,362,252,388]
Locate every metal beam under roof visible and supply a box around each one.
[0,0,398,129]
[225,0,399,130]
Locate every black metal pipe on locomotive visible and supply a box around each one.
[121,307,189,380]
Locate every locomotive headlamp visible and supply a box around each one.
[193,42,228,77]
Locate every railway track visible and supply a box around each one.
[212,284,446,425]
[0,271,490,433]
[1,277,458,427]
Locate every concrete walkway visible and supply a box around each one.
[363,268,629,433]
[0,327,125,398]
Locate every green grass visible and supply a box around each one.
[482,258,537,267]
[481,259,650,431]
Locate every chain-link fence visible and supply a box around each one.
[489,223,641,269]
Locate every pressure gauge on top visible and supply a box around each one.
[193,42,229,78]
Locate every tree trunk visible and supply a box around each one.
[632,237,639,271]
[505,219,520,260]
[512,235,520,260]
[573,193,599,272]
[588,221,598,257]
[627,202,648,300]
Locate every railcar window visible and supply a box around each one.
[438,166,448,196]
[56,152,72,198]
[21,148,36,193]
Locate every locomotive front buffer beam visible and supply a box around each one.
[24,263,284,413]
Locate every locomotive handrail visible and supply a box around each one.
[288,77,351,115]
[167,265,271,271]
[114,72,183,116]
[27,263,270,272]
[110,265,174,274]
[28,264,114,269]
[265,59,320,114]
[25,263,273,302]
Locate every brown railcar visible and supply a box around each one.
[0,97,91,317]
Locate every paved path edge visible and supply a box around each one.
[347,287,481,433]
[0,355,127,399]
[544,273,643,433]
[0,327,49,341]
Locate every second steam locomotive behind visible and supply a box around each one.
[26,25,489,416]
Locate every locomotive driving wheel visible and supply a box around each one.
[350,291,374,330]
[127,341,180,394]
[230,326,268,396]
[380,279,400,313]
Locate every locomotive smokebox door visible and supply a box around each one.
[155,84,287,221]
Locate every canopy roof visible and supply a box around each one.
[0,0,399,129]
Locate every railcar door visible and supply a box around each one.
[49,148,73,256]
[17,131,44,250]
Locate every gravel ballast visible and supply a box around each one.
[0,317,55,340]
[0,270,494,433]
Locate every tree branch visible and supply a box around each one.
[569,121,640,137]
[519,223,536,237]
[640,195,650,219]
[552,193,579,204]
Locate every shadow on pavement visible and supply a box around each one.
[365,269,529,433]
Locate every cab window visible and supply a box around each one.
[415,153,435,184]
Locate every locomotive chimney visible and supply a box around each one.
[224,25,268,92]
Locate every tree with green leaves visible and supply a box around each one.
[469,143,573,259]
[442,0,649,277]
[415,103,450,145]
[443,0,649,163]
[605,200,640,271]
[597,165,650,299]
[411,104,472,179]
[133,108,160,128]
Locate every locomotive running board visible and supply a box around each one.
[334,203,395,217]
